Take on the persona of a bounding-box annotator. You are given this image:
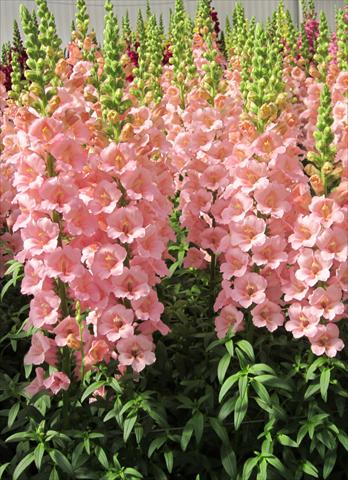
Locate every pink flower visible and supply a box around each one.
[136,225,166,259]
[117,334,156,373]
[229,215,266,252]
[29,290,61,328]
[231,273,267,308]
[112,266,150,300]
[254,182,290,218]
[183,247,208,269]
[220,248,249,279]
[285,303,321,338]
[316,227,348,263]
[309,197,344,227]
[63,199,97,237]
[201,227,226,253]
[48,134,87,171]
[40,177,78,213]
[84,340,110,369]
[288,214,322,250]
[251,300,284,332]
[252,236,288,269]
[220,191,253,223]
[121,168,156,200]
[309,323,344,357]
[131,290,164,321]
[200,165,227,190]
[282,267,309,302]
[24,332,57,365]
[43,371,70,394]
[335,262,348,292]
[295,248,332,287]
[53,316,80,347]
[309,285,344,321]
[106,206,145,243]
[100,142,136,174]
[45,246,84,282]
[21,259,46,295]
[88,180,121,214]
[91,244,127,279]
[215,304,244,339]
[25,367,46,396]
[98,304,134,342]
[21,218,59,256]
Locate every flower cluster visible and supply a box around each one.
[0,0,347,398]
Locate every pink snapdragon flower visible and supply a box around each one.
[309,285,344,321]
[117,334,156,373]
[295,249,332,287]
[309,323,344,357]
[252,236,288,269]
[24,332,57,365]
[45,246,84,282]
[215,304,244,338]
[21,218,59,256]
[251,300,284,332]
[309,197,345,227]
[229,215,266,252]
[288,214,322,249]
[29,290,61,328]
[285,303,321,338]
[91,243,127,279]
[98,304,134,341]
[231,273,267,308]
[43,371,70,394]
[106,206,145,243]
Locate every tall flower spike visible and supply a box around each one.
[336,8,348,71]
[100,0,130,140]
[307,84,336,195]
[122,11,132,44]
[314,11,330,81]
[13,20,23,53]
[36,0,63,86]
[8,51,24,102]
[75,0,90,48]
[20,4,47,113]
[171,0,196,106]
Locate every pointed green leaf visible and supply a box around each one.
[80,381,105,403]
[221,444,237,478]
[123,415,137,442]
[164,450,173,473]
[218,353,231,384]
[34,443,45,470]
[320,368,330,402]
[13,452,35,480]
[8,402,20,428]
[219,372,240,402]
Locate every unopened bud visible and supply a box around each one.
[321,162,334,176]
[304,163,319,176]
[309,174,325,195]
[66,334,81,350]
[119,123,134,141]
[47,96,60,114]
[107,111,119,124]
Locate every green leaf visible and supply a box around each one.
[164,451,173,473]
[123,415,137,442]
[254,375,293,392]
[236,340,255,362]
[277,434,298,448]
[34,443,45,470]
[306,357,326,381]
[242,457,259,480]
[49,467,59,480]
[267,456,289,479]
[304,383,320,399]
[338,430,348,451]
[234,384,248,430]
[225,339,234,356]
[148,436,167,458]
[95,446,109,469]
[251,380,270,403]
[80,381,105,403]
[13,452,35,480]
[257,459,268,480]
[249,363,275,375]
[238,375,249,399]
[181,420,194,451]
[6,431,32,442]
[218,353,231,384]
[49,450,74,475]
[191,411,204,444]
[323,450,337,479]
[0,464,10,480]
[302,460,319,477]
[320,368,330,402]
[218,397,236,422]
[8,402,20,428]
[221,444,237,478]
[209,417,229,445]
[124,467,143,478]
[219,372,240,402]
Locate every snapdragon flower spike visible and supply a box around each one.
[335,7,348,71]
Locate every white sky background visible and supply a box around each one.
[0,0,344,47]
